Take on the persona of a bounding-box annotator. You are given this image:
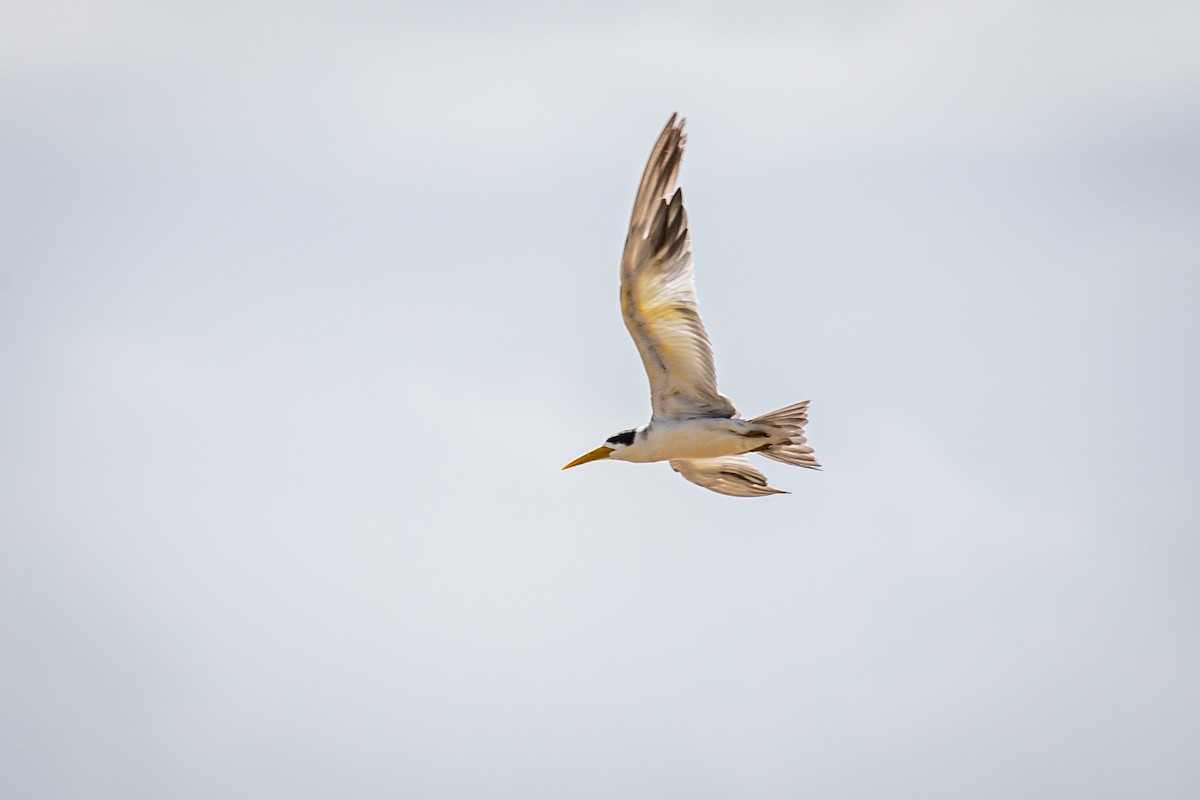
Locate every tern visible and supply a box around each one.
[563,113,820,496]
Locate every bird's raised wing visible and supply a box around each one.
[620,114,736,421]
[670,456,785,497]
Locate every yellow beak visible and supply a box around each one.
[562,445,615,470]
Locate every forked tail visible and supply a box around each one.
[749,401,821,470]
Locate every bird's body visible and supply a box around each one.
[608,418,784,464]
[563,114,820,497]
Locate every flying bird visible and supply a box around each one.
[563,114,820,496]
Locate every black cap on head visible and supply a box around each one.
[605,429,637,447]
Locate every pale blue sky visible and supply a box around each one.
[3,1,1199,797]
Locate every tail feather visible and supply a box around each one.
[749,401,821,470]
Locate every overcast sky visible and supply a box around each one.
[3,1,1199,797]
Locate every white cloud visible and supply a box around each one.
[5,1,1198,174]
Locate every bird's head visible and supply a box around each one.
[562,428,639,470]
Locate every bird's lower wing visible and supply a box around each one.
[670,456,785,498]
